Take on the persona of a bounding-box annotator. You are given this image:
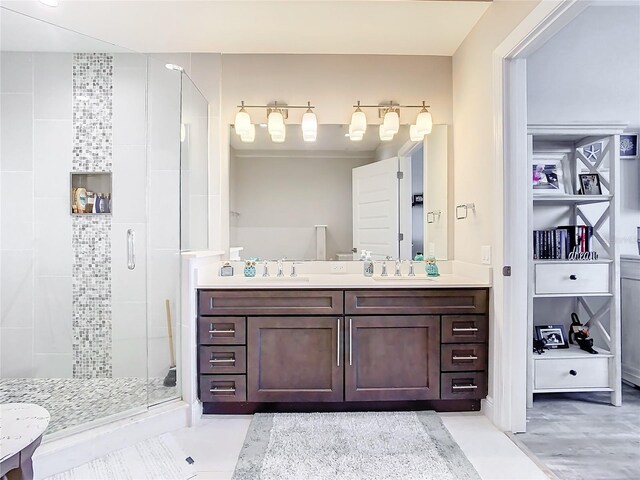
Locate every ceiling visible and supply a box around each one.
[0,1,491,55]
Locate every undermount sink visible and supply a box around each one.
[372,275,437,281]
[240,276,310,283]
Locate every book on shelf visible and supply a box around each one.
[533,225,593,260]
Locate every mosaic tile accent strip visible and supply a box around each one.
[72,53,113,172]
[72,216,112,378]
[72,53,113,378]
[0,378,177,435]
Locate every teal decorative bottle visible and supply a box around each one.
[244,260,257,277]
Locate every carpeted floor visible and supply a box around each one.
[232,411,480,480]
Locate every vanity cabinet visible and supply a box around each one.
[247,316,343,402]
[197,288,489,413]
[344,315,440,401]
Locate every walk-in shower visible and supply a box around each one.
[0,8,208,436]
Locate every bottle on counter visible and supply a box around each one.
[363,251,374,277]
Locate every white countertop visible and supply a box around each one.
[197,273,490,289]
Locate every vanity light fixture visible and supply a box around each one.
[240,124,256,143]
[349,124,364,142]
[379,124,394,142]
[350,101,367,135]
[415,101,433,135]
[382,108,400,136]
[234,101,252,136]
[301,102,317,142]
[409,124,423,142]
[271,129,286,143]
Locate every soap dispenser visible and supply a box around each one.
[363,251,374,277]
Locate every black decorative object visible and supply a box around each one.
[569,313,598,354]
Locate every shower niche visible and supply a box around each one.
[70,172,113,215]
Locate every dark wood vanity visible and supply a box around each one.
[197,288,489,413]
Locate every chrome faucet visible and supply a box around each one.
[408,260,415,276]
[380,261,388,277]
[277,259,285,277]
[262,261,269,277]
[395,259,402,277]
[290,262,299,277]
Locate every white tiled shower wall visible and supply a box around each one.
[0,52,184,381]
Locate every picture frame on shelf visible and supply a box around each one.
[535,325,569,349]
[532,159,567,195]
[620,134,638,158]
[578,173,602,195]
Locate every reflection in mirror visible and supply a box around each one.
[229,124,449,261]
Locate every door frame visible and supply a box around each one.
[492,0,590,432]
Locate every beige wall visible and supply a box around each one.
[452,0,539,265]
[230,148,374,260]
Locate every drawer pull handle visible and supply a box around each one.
[453,355,478,361]
[209,387,236,393]
[569,275,577,280]
[209,329,236,334]
[452,327,479,332]
[569,369,577,376]
[209,358,235,364]
[452,384,478,390]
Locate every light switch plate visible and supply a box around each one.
[330,262,347,274]
[481,245,491,265]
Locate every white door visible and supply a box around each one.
[352,157,399,259]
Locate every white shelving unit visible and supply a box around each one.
[526,124,624,407]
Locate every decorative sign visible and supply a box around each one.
[412,194,423,206]
[567,247,598,261]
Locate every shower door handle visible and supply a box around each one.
[127,229,136,270]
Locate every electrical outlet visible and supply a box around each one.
[481,245,491,265]
[330,262,347,274]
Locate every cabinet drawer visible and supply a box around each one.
[199,290,343,315]
[442,316,488,343]
[534,357,609,390]
[198,317,246,345]
[534,263,609,295]
[345,289,488,315]
[441,372,487,400]
[199,375,246,402]
[441,344,487,372]
[199,346,246,374]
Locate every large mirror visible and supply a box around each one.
[229,124,449,261]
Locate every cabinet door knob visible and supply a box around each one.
[569,369,577,376]
[569,274,577,280]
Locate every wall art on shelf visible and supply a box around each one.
[620,134,638,158]
[532,156,568,195]
[535,324,569,349]
[578,173,602,195]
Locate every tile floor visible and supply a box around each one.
[517,383,640,480]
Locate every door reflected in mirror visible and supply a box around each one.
[229,124,449,261]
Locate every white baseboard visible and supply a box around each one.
[33,401,189,479]
[481,395,495,424]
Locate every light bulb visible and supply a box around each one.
[234,109,251,136]
[415,110,433,135]
[350,109,367,135]
[379,124,393,141]
[410,124,425,142]
[301,110,317,142]
[382,110,400,135]
[268,111,285,136]
[240,124,255,143]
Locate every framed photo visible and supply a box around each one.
[620,134,638,158]
[532,161,566,194]
[535,325,569,349]
[578,173,602,195]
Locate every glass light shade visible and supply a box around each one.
[240,124,255,143]
[415,110,433,135]
[382,110,400,135]
[301,111,317,142]
[271,130,286,143]
[234,110,251,136]
[410,124,425,142]
[350,110,367,135]
[268,111,285,136]
[348,124,364,142]
[379,124,394,141]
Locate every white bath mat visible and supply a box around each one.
[45,433,195,480]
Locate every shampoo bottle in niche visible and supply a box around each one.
[363,251,374,277]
